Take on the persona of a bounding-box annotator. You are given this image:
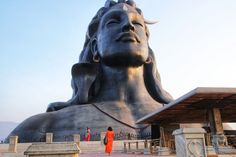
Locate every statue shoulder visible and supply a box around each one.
[7,112,53,142]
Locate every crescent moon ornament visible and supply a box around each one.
[144,19,158,25]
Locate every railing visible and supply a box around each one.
[75,132,151,141]
[226,135,236,148]
[123,139,160,154]
[205,133,236,148]
[4,131,152,143]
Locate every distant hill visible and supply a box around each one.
[0,121,19,142]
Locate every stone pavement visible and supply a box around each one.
[80,152,175,157]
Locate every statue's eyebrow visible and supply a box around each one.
[101,10,143,25]
[102,10,123,21]
[100,10,123,28]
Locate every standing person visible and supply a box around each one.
[105,126,114,156]
[84,127,91,141]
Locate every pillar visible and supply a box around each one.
[207,108,226,152]
[73,134,80,147]
[173,128,207,157]
[46,133,53,143]
[8,136,18,152]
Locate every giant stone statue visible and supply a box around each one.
[8,0,172,142]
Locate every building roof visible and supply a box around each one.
[136,87,236,125]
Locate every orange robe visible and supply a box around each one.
[105,130,115,154]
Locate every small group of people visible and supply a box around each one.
[84,126,115,156]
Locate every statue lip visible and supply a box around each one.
[115,32,140,43]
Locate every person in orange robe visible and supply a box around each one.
[105,126,115,155]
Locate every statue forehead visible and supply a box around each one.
[104,3,143,17]
[110,3,136,11]
[97,3,147,35]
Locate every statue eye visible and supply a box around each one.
[133,21,143,27]
[106,19,120,26]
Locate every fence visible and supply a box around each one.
[123,139,161,154]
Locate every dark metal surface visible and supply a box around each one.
[7,0,172,142]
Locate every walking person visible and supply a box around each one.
[84,127,91,141]
[105,126,115,155]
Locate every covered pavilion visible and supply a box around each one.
[137,87,236,151]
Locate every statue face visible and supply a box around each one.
[97,4,149,66]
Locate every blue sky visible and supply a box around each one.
[1,0,236,123]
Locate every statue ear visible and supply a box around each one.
[91,38,100,63]
[91,38,98,55]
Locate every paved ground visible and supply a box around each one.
[80,152,175,157]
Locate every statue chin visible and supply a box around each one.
[101,54,147,67]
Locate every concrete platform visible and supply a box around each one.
[80,152,175,157]
[1,142,236,157]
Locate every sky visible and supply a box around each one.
[0,0,236,124]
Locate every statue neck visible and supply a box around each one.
[95,64,155,104]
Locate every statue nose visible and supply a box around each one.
[122,21,135,32]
